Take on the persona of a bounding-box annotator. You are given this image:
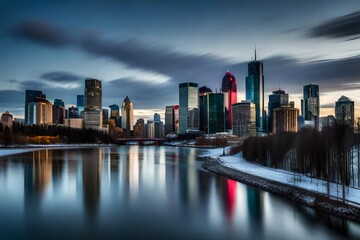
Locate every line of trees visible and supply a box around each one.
[0,122,112,145]
[242,121,360,202]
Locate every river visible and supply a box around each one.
[0,146,359,239]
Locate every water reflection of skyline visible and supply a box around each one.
[0,146,358,239]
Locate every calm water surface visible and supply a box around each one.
[0,146,359,240]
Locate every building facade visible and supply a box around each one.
[268,89,289,133]
[232,101,256,137]
[164,105,179,135]
[133,118,145,138]
[25,90,43,125]
[221,71,237,130]
[335,95,354,127]
[121,96,134,132]
[84,79,102,128]
[302,84,319,122]
[1,111,13,129]
[28,96,53,125]
[245,51,265,132]
[273,106,299,134]
[179,82,199,134]
[199,93,224,134]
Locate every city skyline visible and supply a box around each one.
[1,1,360,120]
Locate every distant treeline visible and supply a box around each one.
[0,122,112,145]
[242,121,360,202]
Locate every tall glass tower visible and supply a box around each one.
[84,79,102,128]
[335,95,354,127]
[221,71,237,130]
[179,82,199,134]
[245,50,265,132]
[24,90,43,124]
[121,96,134,132]
[302,84,319,121]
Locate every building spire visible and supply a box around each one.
[255,44,257,61]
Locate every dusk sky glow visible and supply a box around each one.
[1,0,360,120]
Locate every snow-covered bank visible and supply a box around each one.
[0,149,37,157]
[0,144,113,157]
[202,153,360,223]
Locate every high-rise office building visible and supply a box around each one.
[102,109,109,128]
[109,104,121,128]
[154,113,161,122]
[245,50,265,132]
[53,99,66,124]
[109,104,120,117]
[199,92,224,133]
[134,118,145,138]
[222,71,237,130]
[1,111,13,128]
[232,101,256,137]
[121,96,134,132]
[302,84,319,122]
[77,95,85,116]
[25,90,43,125]
[28,96,53,125]
[179,82,199,134]
[54,99,65,107]
[268,89,289,132]
[335,95,354,127]
[68,106,80,118]
[164,105,179,135]
[273,106,299,134]
[84,79,102,128]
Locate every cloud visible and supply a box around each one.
[12,20,70,47]
[308,11,360,40]
[41,71,84,83]
[103,78,178,109]
[79,37,229,78]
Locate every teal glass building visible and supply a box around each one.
[199,93,224,133]
[245,52,265,132]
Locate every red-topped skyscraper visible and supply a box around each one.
[222,70,237,130]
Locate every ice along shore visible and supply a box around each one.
[201,151,360,223]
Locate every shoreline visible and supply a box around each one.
[202,157,360,223]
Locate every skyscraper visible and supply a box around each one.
[84,79,102,128]
[28,95,53,125]
[335,95,354,127]
[77,95,85,115]
[164,105,179,135]
[273,106,299,134]
[121,96,134,132]
[134,118,145,138]
[302,84,319,122]
[199,92,224,134]
[109,104,121,127]
[268,89,289,132]
[109,104,120,117]
[179,82,199,134]
[232,101,256,137]
[25,90,43,125]
[245,50,265,132]
[102,109,109,128]
[221,71,237,130]
[154,113,161,122]
[53,99,66,124]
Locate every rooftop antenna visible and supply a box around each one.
[255,43,257,61]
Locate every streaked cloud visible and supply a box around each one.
[308,11,360,40]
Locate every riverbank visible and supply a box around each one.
[202,152,360,223]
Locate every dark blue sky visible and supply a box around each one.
[1,0,360,120]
